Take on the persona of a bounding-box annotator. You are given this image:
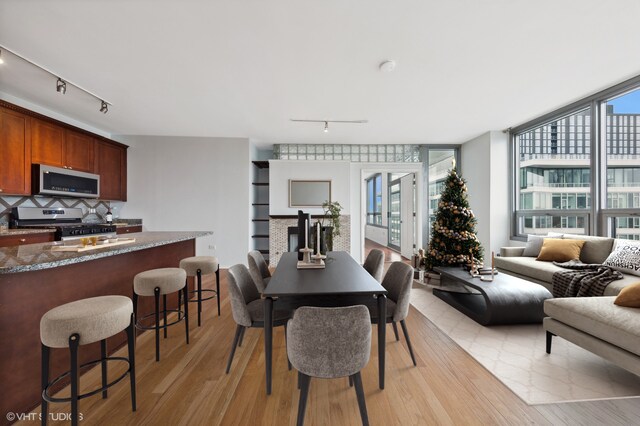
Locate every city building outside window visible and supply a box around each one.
[512,81,640,240]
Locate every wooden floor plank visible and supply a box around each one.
[19,268,639,426]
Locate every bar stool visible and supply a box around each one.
[179,256,220,326]
[133,268,189,362]
[40,296,136,426]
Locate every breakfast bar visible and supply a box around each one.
[0,231,212,422]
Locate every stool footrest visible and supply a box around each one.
[136,309,185,330]
[188,288,218,302]
[43,357,131,403]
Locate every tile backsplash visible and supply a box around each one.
[0,196,123,224]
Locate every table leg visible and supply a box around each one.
[264,297,274,395]
[377,294,386,390]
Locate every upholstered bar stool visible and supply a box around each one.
[40,296,136,426]
[133,268,189,362]
[179,256,221,326]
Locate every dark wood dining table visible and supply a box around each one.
[263,251,388,395]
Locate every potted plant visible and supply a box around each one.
[313,200,342,254]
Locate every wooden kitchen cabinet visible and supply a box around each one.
[116,225,142,234]
[96,140,127,201]
[0,106,31,195]
[31,119,95,172]
[0,232,55,247]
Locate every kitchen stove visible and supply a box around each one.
[11,207,117,241]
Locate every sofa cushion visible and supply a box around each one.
[614,282,640,307]
[603,240,640,277]
[537,239,585,262]
[495,256,564,283]
[522,232,564,257]
[563,234,615,264]
[604,274,639,296]
[544,297,640,356]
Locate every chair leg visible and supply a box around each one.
[296,373,311,426]
[41,344,50,426]
[163,294,168,339]
[400,320,417,366]
[297,371,301,390]
[216,266,221,316]
[154,287,160,362]
[546,331,553,354]
[225,325,243,374]
[348,375,353,387]
[69,334,80,426]
[352,372,369,426]
[238,326,245,347]
[100,339,108,398]
[178,284,183,319]
[197,270,203,326]
[126,313,137,412]
[184,285,190,345]
[392,321,400,341]
[284,323,292,371]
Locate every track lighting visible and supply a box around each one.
[56,78,66,94]
[0,44,113,113]
[323,121,329,133]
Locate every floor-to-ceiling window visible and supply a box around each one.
[366,173,383,225]
[512,77,640,240]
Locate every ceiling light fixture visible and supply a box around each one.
[56,78,67,94]
[291,119,368,133]
[0,44,113,113]
[379,60,396,72]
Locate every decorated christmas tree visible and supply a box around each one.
[424,166,483,270]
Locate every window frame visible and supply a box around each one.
[510,74,640,240]
[366,173,383,226]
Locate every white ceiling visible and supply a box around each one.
[1,0,640,147]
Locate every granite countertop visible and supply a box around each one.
[0,231,212,274]
[0,229,57,236]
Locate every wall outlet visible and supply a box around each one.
[208,245,216,250]
[89,208,96,214]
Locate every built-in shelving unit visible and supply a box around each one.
[251,160,270,262]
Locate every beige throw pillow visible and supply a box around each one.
[536,238,585,262]
[614,282,640,308]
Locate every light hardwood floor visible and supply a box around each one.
[21,270,640,425]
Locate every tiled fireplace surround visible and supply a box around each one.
[269,215,350,266]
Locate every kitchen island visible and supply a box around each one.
[0,231,212,424]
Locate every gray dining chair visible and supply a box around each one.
[363,249,385,282]
[225,264,291,373]
[247,250,271,293]
[287,305,371,426]
[372,261,417,366]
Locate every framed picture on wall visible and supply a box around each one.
[289,180,331,207]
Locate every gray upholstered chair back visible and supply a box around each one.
[247,250,270,292]
[227,264,261,327]
[363,249,385,282]
[287,305,371,379]
[382,262,413,322]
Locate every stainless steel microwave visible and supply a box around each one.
[34,164,100,198]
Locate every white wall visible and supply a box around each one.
[364,224,387,245]
[115,135,251,266]
[461,131,510,258]
[269,160,351,215]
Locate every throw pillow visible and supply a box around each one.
[603,240,640,277]
[614,282,640,308]
[537,238,585,262]
[522,232,564,257]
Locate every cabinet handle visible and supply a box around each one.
[63,166,68,169]
[19,238,26,242]
[0,189,3,192]
[68,166,73,170]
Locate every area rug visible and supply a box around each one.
[410,285,640,405]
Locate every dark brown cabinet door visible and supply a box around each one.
[31,118,64,167]
[64,130,95,172]
[0,107,31,195]
[96,141,127,201]
[0,232,55,247]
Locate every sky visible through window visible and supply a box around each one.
[608,89,640,113]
